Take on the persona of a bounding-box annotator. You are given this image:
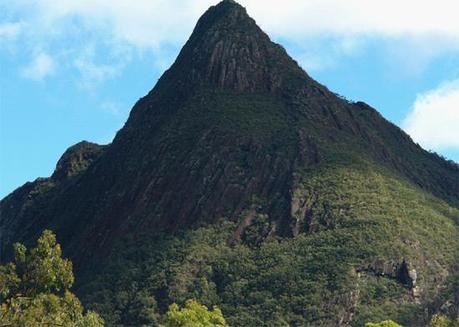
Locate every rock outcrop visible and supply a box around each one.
[51,141,105,181]
[1,1,458,324]
[357,260,420,299]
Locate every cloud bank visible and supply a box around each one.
[245,0,459,38]
[4,0,459,55]
[6,0,459,47]
[403,79,459,150]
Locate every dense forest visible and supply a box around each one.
[1,231,457,326]
[1,1,458,326]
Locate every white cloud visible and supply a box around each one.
[6,0,214,49]
[70,43,128,90]
[75,59,119,89]
[21,52,55,81]
[403,79,459,150]
[243,0,459,73]
[283,35,369,72]
[4,0,459,78]
[243,0,459,39]
[6,0,459,48]
[0,22,22,39]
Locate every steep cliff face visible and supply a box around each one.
[0,141,105,261]
[1,1,458,325]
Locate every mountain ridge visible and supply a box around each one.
[1,1,458,325]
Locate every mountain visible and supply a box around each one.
[1,1,458,325]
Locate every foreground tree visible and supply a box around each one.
[0,230,103,326]
[162,299,227,327]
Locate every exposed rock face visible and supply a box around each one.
[51,141,105,181]
[357,260,420,297]
[0,2,458,317]
[161,0,313,94]
[1,1,458,324]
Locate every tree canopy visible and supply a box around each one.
[162,299,227,327]
[0,230,103,327]
[428,314,459,327]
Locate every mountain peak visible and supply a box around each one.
[155,0,309,94]
[199,0,249,24]
[2,2,459,324]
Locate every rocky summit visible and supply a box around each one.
[1,1,458,326]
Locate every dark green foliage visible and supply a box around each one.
[1,1,459,326]
[0,230,104,326]
[77,161,459,326]
[428,314,459,327]
[241,214,271,247]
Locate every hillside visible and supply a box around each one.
[1,1,458,326]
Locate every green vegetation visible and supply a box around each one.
[365,315,459,327]
[365,320,402,327]
[428,315,459,327]
[3,147,457,327]
[1,2,458,326]
[0,230,103,327]
[78,159,459,326]
[162,299,227,327]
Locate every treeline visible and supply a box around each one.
[1,230,457,326]
[0,230,227,327]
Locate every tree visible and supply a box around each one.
[365,320,402,327]
[429,314,459,327]
[0,230,104,327]
[162,299,227,327]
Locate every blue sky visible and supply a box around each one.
[1,0,459,199]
